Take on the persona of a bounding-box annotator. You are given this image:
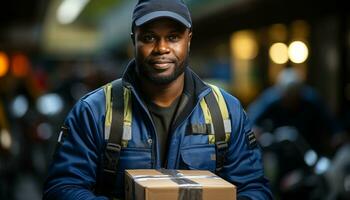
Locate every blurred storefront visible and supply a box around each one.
[190,0,349,116]
[0,0,349,199]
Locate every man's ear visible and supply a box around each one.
[131,32,135,45]
[188,30,192,49]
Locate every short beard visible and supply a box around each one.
[136,56,188,85]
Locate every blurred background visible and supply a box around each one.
[0,0,349,199]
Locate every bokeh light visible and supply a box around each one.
[12,53,30,77]
[269,42,289,64]
[36,93,64,116]
[0,129,12,150]
[0,52,9,77]
[231,30,258,60]
[11,95,29,118]
[288,41,309,63]
[57,0,90,24]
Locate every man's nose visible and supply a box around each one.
[154,39,170,54]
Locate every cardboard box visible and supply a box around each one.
[125,169,236,200]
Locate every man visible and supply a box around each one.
[247,67,346,198]
[247,67,344,154]
[43,0,272,199]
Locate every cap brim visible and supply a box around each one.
[134,11,191,28]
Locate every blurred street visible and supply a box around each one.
[0,0,349,199]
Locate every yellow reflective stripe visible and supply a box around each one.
[225,133,230,142]
[207,84,232,143]
[104,83,113,127]
[208,134,215,144]
[104,83,112,140]
[122,87,132,147]
[208,84,229,121]
[124,88,132,126]
[200,97,215,144]
[199,98,212,125]
[121,140,128,148]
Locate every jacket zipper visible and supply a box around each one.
[128,86,158,168]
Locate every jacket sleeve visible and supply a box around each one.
[222,93,273,200]
[43,99,108,200]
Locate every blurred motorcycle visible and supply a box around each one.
[258,125,331,200]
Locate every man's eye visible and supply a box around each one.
[142,35,155,42]
[168,35,179,42]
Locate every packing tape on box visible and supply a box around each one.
[133,175,220,182]
[132,169,220,200]
[158,169,202,200]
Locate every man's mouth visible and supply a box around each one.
[149,60,174,69]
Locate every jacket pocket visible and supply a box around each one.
[180,144,216,172]
[118,147,152,170]
[114,147,152,197]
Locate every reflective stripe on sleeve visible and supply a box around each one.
[199,98,215,144]
[122,88,132,147]
[104,83,113,140]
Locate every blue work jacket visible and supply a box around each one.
[43,61,273,200]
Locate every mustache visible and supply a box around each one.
[146,56,176,64]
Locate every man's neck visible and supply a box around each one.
[139,74,185,107]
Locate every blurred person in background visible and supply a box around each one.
[247,67,346,155]
[43,0,272,199]
[247,67,348,199]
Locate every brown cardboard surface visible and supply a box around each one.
[125,169,236,200]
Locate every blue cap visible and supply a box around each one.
[132,0,192,29]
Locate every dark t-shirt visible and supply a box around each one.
[146,97,180,167]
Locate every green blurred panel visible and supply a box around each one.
[79,0,122,24]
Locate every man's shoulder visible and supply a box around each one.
[205,84,245,117]
[207,85,247,124]
[210,85,242,107]
[80,86,105,105]
[73,86,106,115]
[64,86,106,127]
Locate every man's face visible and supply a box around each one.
[134,18,192,85]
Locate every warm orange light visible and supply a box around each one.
[12,53,30,77]
[269,43,289,64]
[0,52,9,77]
[231,30,258,60]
